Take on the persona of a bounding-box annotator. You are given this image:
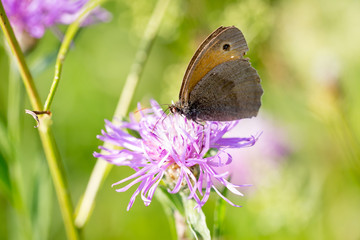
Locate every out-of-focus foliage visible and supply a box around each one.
[1,0,360,239]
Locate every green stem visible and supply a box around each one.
[0,2,42,111]
[1,2,79,239]
[44,0,106,111]
[38,119,79,240]
[74,0,172,228]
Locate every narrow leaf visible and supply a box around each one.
[181,193,211,240]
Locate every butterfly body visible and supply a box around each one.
[171,26,263,122]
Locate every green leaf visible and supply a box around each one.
[157,185,184,214]
[181,193,211,240]
[155,186,184,240]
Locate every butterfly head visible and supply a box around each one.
[169,101,183,115]
[170,101,199,122]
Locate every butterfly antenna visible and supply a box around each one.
[152,106,170,132]
[135,104,170,114]
[160,107,172,125]
[134,106,152,114]
[159,103,171,107]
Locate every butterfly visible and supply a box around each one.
[170,26,263,122]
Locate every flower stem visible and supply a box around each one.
[74,0,172,228]
[1,2,79,239]
[44,0,106,111]
[0,2,42,111]
[38,118,79,240]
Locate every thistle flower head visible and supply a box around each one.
[95,100,259,210]
[3,0,111,39]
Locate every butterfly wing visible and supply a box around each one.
[187,59,263,121]
[179,26,249,104]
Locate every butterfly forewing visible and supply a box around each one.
[179,26,249,104]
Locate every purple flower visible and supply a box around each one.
[95,100,259,211]
[3,0,111,39]
[217,114,292,190]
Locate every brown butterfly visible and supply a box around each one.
[170,26,263,122]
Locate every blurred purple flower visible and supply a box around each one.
[3,0,111,39]
[95,100,260,211]
[218,114,291,188]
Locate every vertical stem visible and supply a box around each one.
[74,0,172,228]
[38,120,79,240]
[0,2,79,239]
[0,2,42,111]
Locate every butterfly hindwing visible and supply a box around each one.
[186,59,263,121]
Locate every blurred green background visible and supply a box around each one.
[1,0,360,239]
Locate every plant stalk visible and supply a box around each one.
[74,0,172,228]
